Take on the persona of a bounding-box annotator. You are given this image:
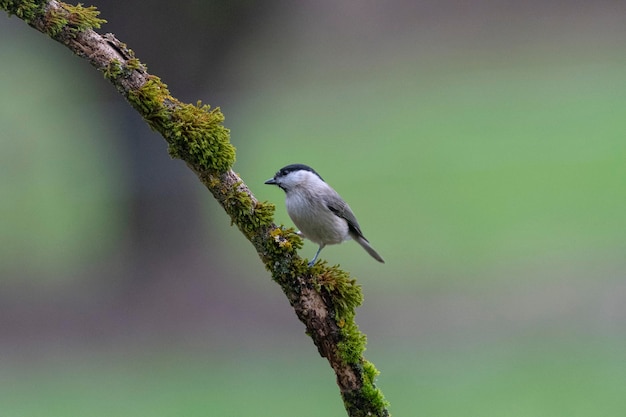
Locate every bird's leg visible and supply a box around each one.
[308,245,325,266]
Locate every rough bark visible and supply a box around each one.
[1,2,390,415]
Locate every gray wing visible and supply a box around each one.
[326,191,385,263]
[325,194,367,240]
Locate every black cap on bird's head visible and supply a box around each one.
[264,164,324,188]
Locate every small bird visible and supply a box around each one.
[265,164,384,266]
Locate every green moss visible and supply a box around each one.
[362,360,379,383]
[224,184,276,239]
[308,262,390,415]
[126,77,236,173]
[250,200,276,229]
[167,101,236,172]
[314,264,363,321]
[2,1,106,36]
[310,264,369,365]
[265,227,307,287]
[126,76,170,127]
[60,2,106,32]
[1,0,46,21]
[103,58,123,79]
[126,57,142,71]
[225,184,252,216]
[337,320,367,364]
[265,227,302,261]
[342,361,390,417]
[360,360,390,412]
[45,6,67,35]
[268,226,299,251]
[41,2,106,37]
[103,56,145,80]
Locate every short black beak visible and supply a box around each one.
[264,178,277,185]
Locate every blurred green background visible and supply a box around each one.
[2,1,626,416]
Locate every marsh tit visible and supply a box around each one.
[265,164,384,266]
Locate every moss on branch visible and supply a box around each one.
[1,0,45,21]
[125,76,236,173]
[1,2,391,416]
[2,0,105,36]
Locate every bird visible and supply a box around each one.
[265,163,384,266]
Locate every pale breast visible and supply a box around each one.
[286,192,349,246]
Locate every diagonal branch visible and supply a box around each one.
[1,1,390,415]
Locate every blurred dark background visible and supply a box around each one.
[1,1,626,416]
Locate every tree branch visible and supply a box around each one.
[1,1,390,415]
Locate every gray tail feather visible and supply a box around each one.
[354,235,385,263]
